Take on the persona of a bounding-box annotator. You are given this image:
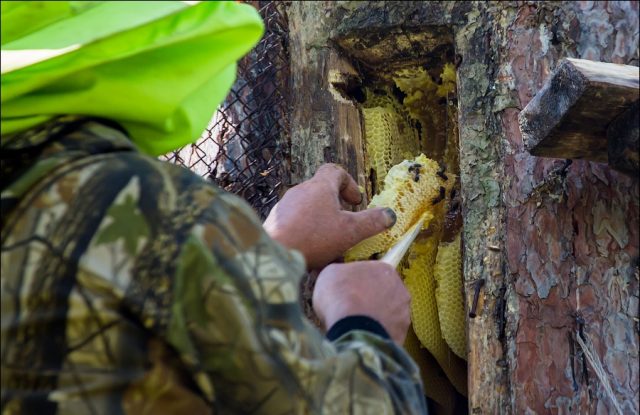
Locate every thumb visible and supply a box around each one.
[343,207,397,245]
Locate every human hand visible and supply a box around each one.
[312,261,410,344]
[263,164,396,270]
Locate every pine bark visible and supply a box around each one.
[287,2,639,413]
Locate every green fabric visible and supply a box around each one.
[1,1,264,155]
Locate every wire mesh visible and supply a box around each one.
[161,1,291,219]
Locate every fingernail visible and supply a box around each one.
[383,208,397,228]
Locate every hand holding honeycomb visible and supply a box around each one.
[345,154,467,399]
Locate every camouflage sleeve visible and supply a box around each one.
[2,138,426,414]
[154,167,428,414]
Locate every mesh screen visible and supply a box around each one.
[161,1,290,220]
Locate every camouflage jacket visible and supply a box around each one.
[1,117,427,415]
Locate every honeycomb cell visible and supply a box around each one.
[345,154,452,262]
[353,62,465,401]
[345,154,466,396]
[434,232,466,359]
[361,95,419,191]
[403,232,467,397]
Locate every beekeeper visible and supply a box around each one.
[1,2,426,413]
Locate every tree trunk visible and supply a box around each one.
[287,1,639,414]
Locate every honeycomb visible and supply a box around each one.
[344,154,451,262]
[353,62,466,403]
[391,63,459,173]
[344,154,466,396]
[402,230,467,397]
[434,233,466,359]
[393,63,457,122]
[439,63,457,96]
[360,64,458,194]
[362,89,406,110]
[361,92,419,191]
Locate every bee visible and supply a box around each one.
[431,186,446,204]
[436,162,448,181]
[408,163,422,182]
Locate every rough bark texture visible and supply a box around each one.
[287,2,639,413]
[288,15,368,199]
[501,3,638,414]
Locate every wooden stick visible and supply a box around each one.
[380,215,426,268]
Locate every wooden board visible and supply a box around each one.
[518,58,639,175]
[608,100,639,176]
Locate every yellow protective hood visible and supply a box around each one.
[1,1,264,155]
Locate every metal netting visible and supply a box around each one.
[161,1,290,219]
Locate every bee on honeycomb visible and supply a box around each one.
[408,162,422,182]
[345,154,467,398]
[352,63,466,403]
[345,154,451,262]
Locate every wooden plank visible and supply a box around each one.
[608,100,639,176]
[518,58,639,172]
